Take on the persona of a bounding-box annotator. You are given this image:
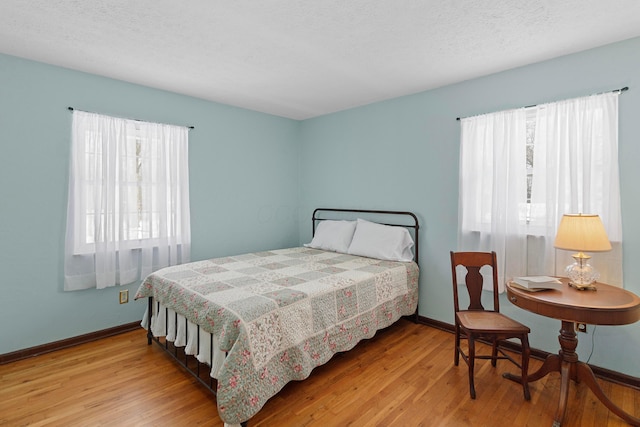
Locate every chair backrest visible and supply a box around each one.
[450,251,500,314]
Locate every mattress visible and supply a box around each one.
[135,246,419,425]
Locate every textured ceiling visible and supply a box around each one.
[2,1,640,120]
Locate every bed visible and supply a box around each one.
[134,208,420,426]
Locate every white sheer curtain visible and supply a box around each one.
[530,92,622,286]
[458,108,529,292]
[64,111,191,291]
[458,92,622,292]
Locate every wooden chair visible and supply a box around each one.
[450,251,531,400]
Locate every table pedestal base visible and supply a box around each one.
[504,320,640,427]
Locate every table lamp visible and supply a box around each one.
[554,214,612,290]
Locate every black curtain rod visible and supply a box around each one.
[456,86,629,121]
[68,107,195,129]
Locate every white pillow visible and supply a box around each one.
[304,220,357,253]
[347,218,414,262]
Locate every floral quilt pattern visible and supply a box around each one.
[135,247,419,425]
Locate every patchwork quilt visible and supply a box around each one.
[135,247,419,425]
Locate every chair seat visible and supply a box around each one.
[456,311,530,334]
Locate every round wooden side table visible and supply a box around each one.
[505,279,640,427]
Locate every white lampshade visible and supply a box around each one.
[554,214,612,252]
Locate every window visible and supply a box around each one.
[458,92,622,291]
[64,110,191,290]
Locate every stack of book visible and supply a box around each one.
[511,276,563,291]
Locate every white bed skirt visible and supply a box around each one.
[141,301,226,379]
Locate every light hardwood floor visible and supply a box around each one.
[1,320,638,426]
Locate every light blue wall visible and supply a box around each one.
[0,53,300,354]
[2,36,640,378]
[299,36,640,377]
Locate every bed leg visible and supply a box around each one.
[147,297,153,345]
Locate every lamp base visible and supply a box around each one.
[568,281,597,291]
[565,252,599,291]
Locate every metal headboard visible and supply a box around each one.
[311,208,420,264]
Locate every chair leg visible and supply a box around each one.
[454,324,460,366]
[468,335,476,399]
[491,338,498,367]
[521,334,531,400]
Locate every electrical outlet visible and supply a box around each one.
[119,289,129,304]
[577,322,587,333]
